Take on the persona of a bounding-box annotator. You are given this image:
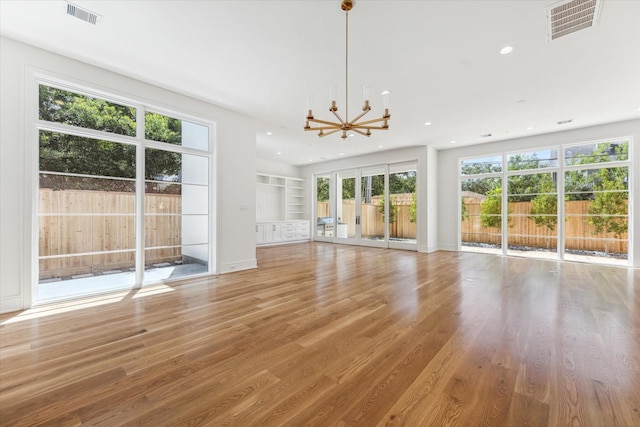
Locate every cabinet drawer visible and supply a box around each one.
[296,224,310,232]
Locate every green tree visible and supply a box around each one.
[378,196,396,224]
[480,187,504,229]
[529,174,557,230]
[587,168,628,253]
[528,175,558,248]
[317,177,330,201]
[565,142,629,201]
[39,85,184,191]
[409,193,417,223]
[461,198,468,222]
[389,171,416,194]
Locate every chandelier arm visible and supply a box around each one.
[352,125,390,130]
[307,118,344,127]
[331,110,347,125]
[353,116,390,126]
[306,126,343,131]
[319,129,342,137]
[349,109,370,124]
[351,128,371,137]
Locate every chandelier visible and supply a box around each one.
[304,0,390,139]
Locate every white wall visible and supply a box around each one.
[256,158,302,178]
[437,119,640,267]
[299,146,437,253]
[0,36,257,313]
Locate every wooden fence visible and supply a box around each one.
[39,189,182,279]
[461,199,628,254]
[317,193,417,239]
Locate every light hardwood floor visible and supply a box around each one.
[1,243,639,426]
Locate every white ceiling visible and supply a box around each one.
[1,0,639,166]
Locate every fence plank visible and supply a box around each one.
[39,189,183,279]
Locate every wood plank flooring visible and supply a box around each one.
[1,243,639,426]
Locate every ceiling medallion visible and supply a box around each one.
[304,0,390,139]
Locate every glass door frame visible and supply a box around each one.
[388,162,419,251]
[357,165,389,248]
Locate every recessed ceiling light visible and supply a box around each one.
[381,90,390,96]
[339,153,344,156]
[500,46,514,55]
[526,126,534,130]
[450,140,457,144]
[424,122,432,126]
[378,145,383,149]
[348,133,355,138]
[266,131,272,135]
[308,159,313,162]
[276,152,281,155]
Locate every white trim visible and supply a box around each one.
[219,259,257,274]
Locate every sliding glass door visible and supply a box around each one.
[313,162,417,250]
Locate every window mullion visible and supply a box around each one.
[135,107,145,286]
[558,149,565,261]
[502,152,508,256]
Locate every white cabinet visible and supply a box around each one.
[256,220,311,246]
[256,173,309,246]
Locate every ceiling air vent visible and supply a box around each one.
[66,2,100,25]
[547,0,602,41]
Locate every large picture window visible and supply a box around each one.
[36,83,214,302]
[459,140,632,265]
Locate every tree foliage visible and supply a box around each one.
[461,198,469,222]
[480,187,504,229]
[465,144,628,243]
[409,193,417,223]
[39,85,184,191]
[529,174,558,232]
[587,169,628,251]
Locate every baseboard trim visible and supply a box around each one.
[219,259,258,274]
[0,295,25,315]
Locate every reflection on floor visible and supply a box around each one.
[37,263,208,303]
[461,244,627,266]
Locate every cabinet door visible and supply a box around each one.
[265,223,281,242]
[256,224,266,244]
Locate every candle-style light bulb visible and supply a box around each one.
[306,95,314,119]
[362,83,370,104]
[381,90,391,109]
[329,84,337,103]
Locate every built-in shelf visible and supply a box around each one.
[256,173,308,246]
[256,174,306,222]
